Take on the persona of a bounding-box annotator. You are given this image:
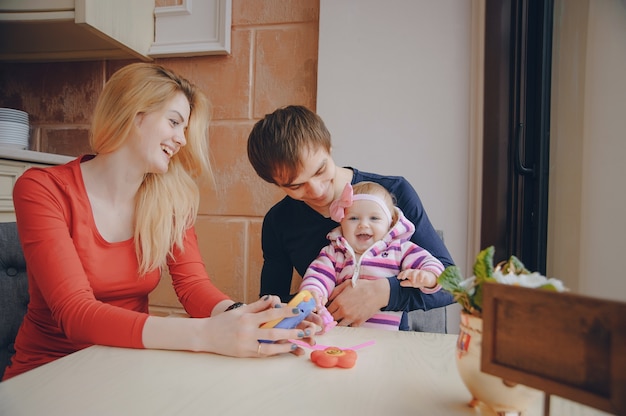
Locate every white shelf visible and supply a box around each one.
[0,147,74,165]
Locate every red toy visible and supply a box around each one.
[289,339,375,369]
[311,347,357,368]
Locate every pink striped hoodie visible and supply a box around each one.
[300,207,444,331]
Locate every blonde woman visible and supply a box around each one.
[4,63,314,380]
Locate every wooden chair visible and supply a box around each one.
[481,283,626,415]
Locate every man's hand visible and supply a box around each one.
[326,279,390,327]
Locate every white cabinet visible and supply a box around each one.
[150,0,231,57]
[0,159,39,222]
[0,0,154,62]
[0,150,73,222]
[0,0,232,62]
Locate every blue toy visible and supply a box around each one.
[259,290,316,342]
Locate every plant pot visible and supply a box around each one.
[456,312,541,415]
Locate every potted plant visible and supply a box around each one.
[438,246,567,415]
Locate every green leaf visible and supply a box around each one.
[500,255,529,274]
[455,293,475,315]
[471,276,497,312]
[473,246,495,279]
[539,284,558,292]
[437,266,464,292]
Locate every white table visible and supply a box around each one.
[0,326,611,416]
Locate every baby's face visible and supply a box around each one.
[340,199,391,254]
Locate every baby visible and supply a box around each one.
[300,181,444,331]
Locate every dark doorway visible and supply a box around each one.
[481,0,554,273]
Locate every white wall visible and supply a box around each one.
[317,0,472,274]
[318,0,626,304]
[549,0,626,301]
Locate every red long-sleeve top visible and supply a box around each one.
[3,156,229,380]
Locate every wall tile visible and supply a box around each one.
[40,127,91,156]
[105,60,141,79]
[0,61,104,124]
[246,219,264,300]
[253,23,318,116]
[234,0,319,25]
[149,217,249,308]
[156,30,253,120]
[150,218,268,307]
[195,217,247,301]
[149,270,183,309]
[200,120,283,216]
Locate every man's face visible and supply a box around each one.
[276,146,337,211]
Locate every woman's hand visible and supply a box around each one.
[205,295,317,357]
[142,295,316,357]
[326,279,389,327]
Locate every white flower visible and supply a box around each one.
[437,246,568,316]
[459,276,477,296]
[493,270,567,292]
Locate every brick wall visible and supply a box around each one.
[0,0,320,314]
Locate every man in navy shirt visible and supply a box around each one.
[247,105,454,329]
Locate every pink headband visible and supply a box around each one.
[329,183,392,223]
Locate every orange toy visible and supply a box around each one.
[310,347,358,369]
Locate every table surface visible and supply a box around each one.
[0,326,612,416]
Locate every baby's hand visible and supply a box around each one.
[398,270,438,289]
[307,290,336,334]
[307,290,327,311]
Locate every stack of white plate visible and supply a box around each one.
[0,108,30,150]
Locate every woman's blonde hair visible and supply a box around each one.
[91,63,212,275]
[352,181,399,226]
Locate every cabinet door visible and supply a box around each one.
[0,0,154,62]
[0,160,51,222]
[0,161,28,222]
[75,0,154,60]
